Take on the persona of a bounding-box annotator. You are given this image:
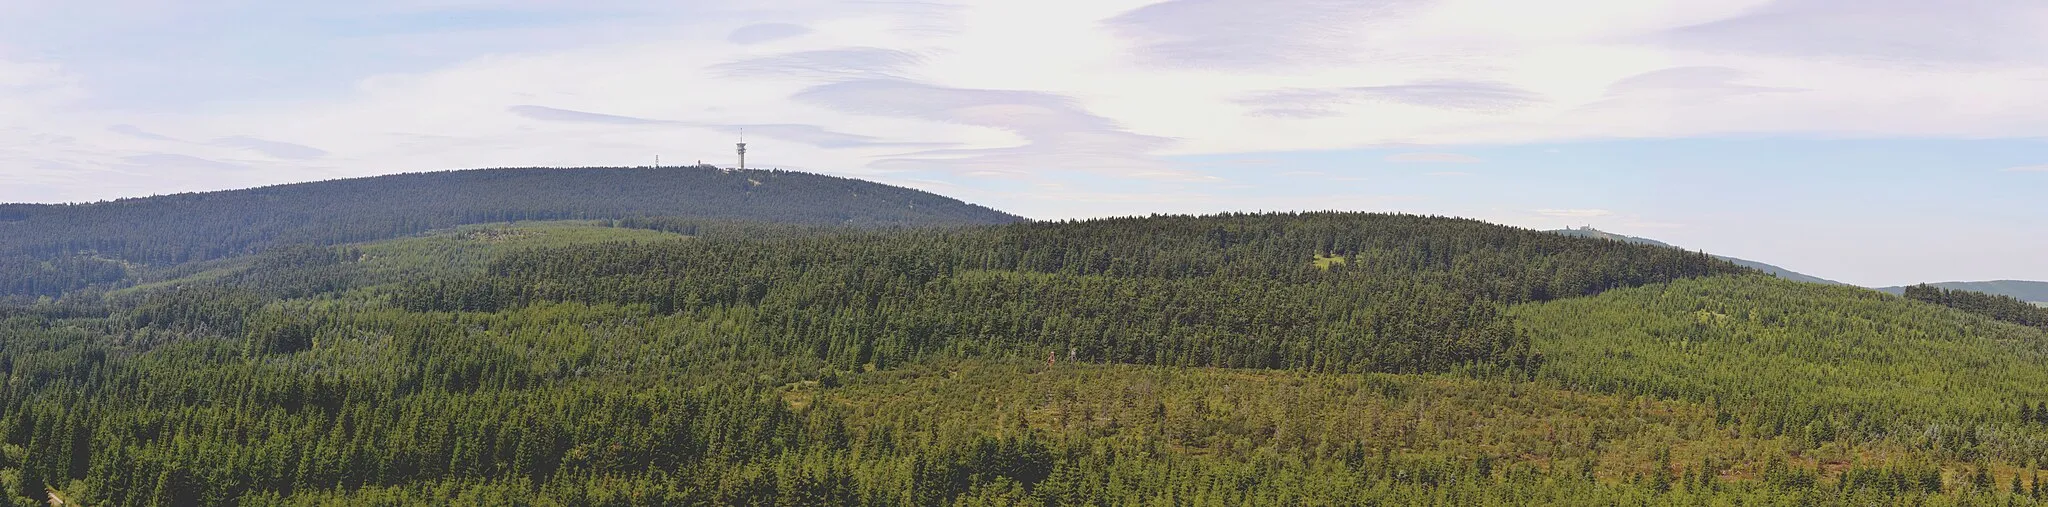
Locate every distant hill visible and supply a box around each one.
[0,166,1023,297]
[1548,227,1843,285]
[1876,280,2048,304]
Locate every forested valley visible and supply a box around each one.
[3,171,2047,505]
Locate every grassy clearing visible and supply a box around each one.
[1312,254,1348,270]
[347,221,687,286]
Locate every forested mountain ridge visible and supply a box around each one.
[1879,280,2048,305]
[1898,283,2048,329]
[1548,229,2045,302]
[1550,227,1844,285]
[0,166,1021,298]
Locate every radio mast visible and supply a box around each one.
[736,129,748,170]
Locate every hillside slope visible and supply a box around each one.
[1878,280,2048,304]
[389,212,1748,373]
[111,220,691,300]
[1896,283,2048,330]
[1550,227,1843,285]
[1517,275,2048,441]
[0,166,1022,297]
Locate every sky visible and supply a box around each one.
[1,0,2044,287]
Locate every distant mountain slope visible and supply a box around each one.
[1876,280,2048,304]
[1894,282,2048,329]
[0,166,1023,297]
[1549,227,1843,285]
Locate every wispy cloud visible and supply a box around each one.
[1106,0,1423,70]
[2002,164,2048,172]
[1537,209,1613,218]
[794,78,1187,177]
[108,124,178,142]
[713,47,924,81]
[212,136,329,160]
[119,153,249,172]
[1652,0,2048,65]
[1602,66,1803,98]
[508,105,666,125]
[727,23,810,45]
[1238,80,1544,118]
[508,105,954,150]
[1386,152,1482,163]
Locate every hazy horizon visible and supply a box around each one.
[3,0,2044,287]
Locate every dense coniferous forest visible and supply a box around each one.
[1,181,2046,505]
[385,213,1743,375]
[1882,281,2048,305]
[0,167,1020,298]
[1901,284,2048,329]
[1549,227,1842,285]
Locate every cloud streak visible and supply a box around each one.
[713,48,924,81]
[1653,0,2048,65]
[727,23,810,45]
[1386,152,1482,163]
[1537,209,1613,218]
[119,153,249,172]
[1603,66,1802,98]
[1238,80,1544,118]
[212,136,329,160]
[508,105,667,125]
[108,124,178,142]
[1106,0,1423,70]
[793,78,1187,177]
[508,105,954,150]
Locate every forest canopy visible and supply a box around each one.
[0,208,2042,505]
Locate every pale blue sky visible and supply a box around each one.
[1,0,2044,286]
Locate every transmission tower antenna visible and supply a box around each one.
[736,129,748,170]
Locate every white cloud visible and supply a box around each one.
[2003,165,2048,172]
